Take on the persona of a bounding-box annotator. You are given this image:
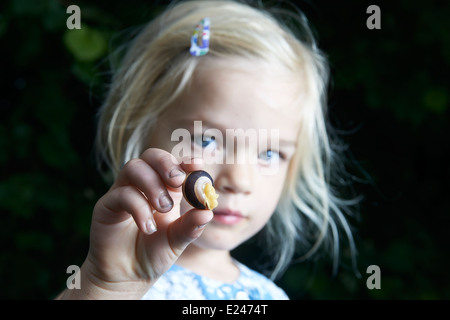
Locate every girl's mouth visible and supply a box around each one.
[212,209,245,225]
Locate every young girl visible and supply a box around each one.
[58,0,358,299]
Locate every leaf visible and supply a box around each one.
[37,133,79,170]
[63,25,107,62]
[423,88,448,114]
[15,231,53,253]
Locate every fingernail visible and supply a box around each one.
[191,158,203,165]
[169,168,185,178]
[159,194,173,209]
[146,219,157,234]
[196,223,207,230]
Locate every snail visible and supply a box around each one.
[182,170,219,210]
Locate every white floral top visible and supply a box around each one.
[142,261,288,300]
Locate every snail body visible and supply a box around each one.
[182,170,219,210]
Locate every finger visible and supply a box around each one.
[95,185,157,235]
[166,208,213,256]
[179,156,204,173]
[116,158,174,213]
[140,149,187,189]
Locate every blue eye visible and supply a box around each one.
[201,136,216,148]
[193,134,217,149]
[258,149,280,163]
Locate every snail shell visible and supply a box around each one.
[182,170,219,210]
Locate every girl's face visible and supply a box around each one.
[149,57,302,251]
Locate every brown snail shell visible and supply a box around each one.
[182,170,218,210]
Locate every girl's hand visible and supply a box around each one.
[59,149,213,299]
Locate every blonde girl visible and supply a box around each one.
[57,0,358,299]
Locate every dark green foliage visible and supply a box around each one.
[1,0,449,299]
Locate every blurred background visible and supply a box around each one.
[0,0,449,299]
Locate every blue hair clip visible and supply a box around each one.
[190,17,210,56]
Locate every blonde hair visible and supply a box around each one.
[96,0,359,279]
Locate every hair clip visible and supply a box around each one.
[190,17,210,56]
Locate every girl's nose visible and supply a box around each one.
[214,164,253,195]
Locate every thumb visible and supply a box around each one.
[167,209,214,255]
